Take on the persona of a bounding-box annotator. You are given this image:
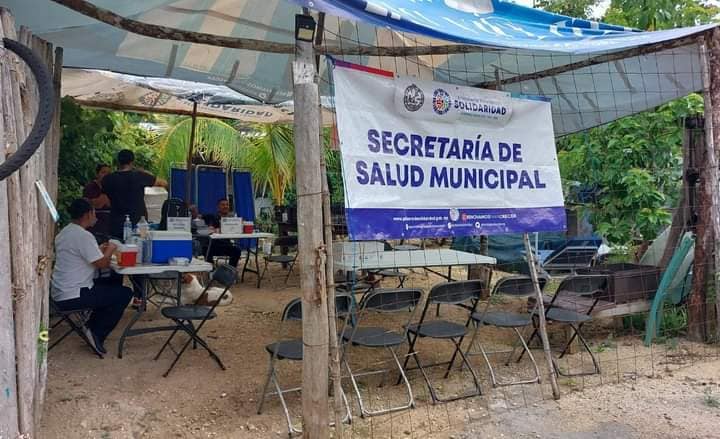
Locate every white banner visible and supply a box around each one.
[332,60,566,240]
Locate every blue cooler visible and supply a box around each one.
[149,231,193,264]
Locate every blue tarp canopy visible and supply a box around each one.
[3,0,714,135]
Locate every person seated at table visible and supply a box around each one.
[51,198,134,356]
[202,198,242,267]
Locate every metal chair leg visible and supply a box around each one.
[344,346,415,418]
[552,324,600,377]
[478,327,540,387]
[154,326,180,360]
[257,355,276,415]
[258,259,269,288]
[284,260,296,285]
[410,337,482,404]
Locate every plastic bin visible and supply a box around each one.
[579,263,662,304]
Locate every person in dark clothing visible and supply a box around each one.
[102,149,167,239]
[51,199,134,357]
[83,163,112,237]
[203,198,242,267]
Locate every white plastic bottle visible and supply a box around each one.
[137,216,149,239]
[123,215,132,242]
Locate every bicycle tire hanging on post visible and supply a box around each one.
[0,37,55,181]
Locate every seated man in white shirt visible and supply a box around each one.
[51,198,133,356]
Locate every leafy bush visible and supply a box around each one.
[558,95,704,245]
[58,98,159,223]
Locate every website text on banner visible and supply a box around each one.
[332,60,566,241]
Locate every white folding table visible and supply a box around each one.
[334,248,496,281]
[202,232,274,284]
[112,259,213,358]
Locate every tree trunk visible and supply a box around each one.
[703,31,720,341]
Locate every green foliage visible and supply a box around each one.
[603,0,719,30]
[240,124,296,206]
[536,0,598,19]
[58,98,159,223]
[558,95,704,245]
[153,115,240,179]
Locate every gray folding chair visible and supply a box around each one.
[49,297,103,358]
[258,235,298,287]
[257,294,353,436]
[464,275,547,388]
[521,274,608,377]
[341,288,423,417]
[153,264,237,377]
[402,280,485,404]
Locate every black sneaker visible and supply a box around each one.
[82,326,105,357]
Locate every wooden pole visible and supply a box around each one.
[185,101,197,206]
[688,35,720,341]
[294,29,330,438]
[523,233,561,400]
[312,10,344,436]
[0,21,20,439]
[1,10,39,434]
[702,31,720,340]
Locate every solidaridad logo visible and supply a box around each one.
[403,84,424,112]
[432,88,452,115]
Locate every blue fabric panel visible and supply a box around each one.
[232,171,256,250]
[170,168,196,205]
[196,167,227,215]
[232,171,255,221]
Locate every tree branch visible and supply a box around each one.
[476,32,706,88]
[48,0,492,57]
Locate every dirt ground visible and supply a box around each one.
[41,264,720,438]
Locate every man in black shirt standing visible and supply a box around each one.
[102,149,168,239]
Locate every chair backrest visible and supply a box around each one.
[160,197,189,230]
[211,264,238,288]
[492,275,547,298]
[359,288,423,313]
[281,294,354,322]
[556,274,608,297]
[427,280,485,305]
[274,235,298,249]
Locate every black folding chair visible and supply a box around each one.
[402,280,485,404]
[521,274,608,377]
[49,297,103,358]
[258,236,298,288]
[464,275,547,388]
[257,294,353,436]
[146,272,180,312]
[341,288,423,417]
[153,264,237,377]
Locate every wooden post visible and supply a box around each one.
[702,31,720,341]
[312,10,344,436]
[1,11,38,434]
[321,148,344,436]
[523,233,561,400]
[688,34,720,341]
[185,101,198,206]
[0,22,20,439]
[293,29,330,438]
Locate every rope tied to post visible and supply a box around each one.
[314,244,327,305]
